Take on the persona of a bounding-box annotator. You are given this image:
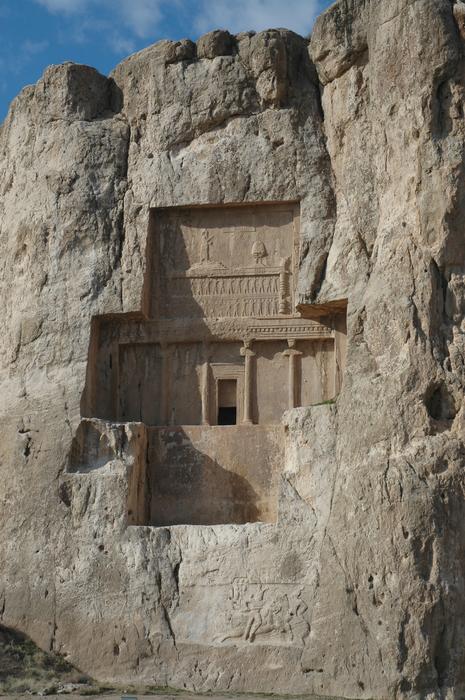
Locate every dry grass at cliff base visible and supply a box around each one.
[0,623,99,696]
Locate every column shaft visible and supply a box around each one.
[288,352,296,409]
[160,344,171,425]
[241,341,255,424]
[243,352,253,424]
[201,361,210,425]
[283,340,302,410]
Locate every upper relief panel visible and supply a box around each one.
[150,203,300,320]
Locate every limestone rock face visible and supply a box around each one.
[0,3,464,699]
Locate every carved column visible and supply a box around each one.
[240,340,255,425]
[283,339,302,409]
[333,313,347,397]
[201,343,211,425]
[160,343,172,425]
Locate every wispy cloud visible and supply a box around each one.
[194,0,319,35]
[0,38,50,83]
[22,39,50,56]
[109,32,136,55]
[32,0,320,61]
[36,0,89,13]
[118,0,163,39]
[34,0,165,49]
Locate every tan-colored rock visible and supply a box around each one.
[164,38,196,64]
[1,1,465,698]
[197,30,235,59]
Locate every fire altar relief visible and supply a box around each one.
[151,204,297,320]
[81,203,346,526]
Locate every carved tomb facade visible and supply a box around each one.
[81,203,343,525]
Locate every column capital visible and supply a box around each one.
[240,339,256,357]
[283,339,302,357]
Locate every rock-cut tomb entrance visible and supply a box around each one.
[71,202,347,526]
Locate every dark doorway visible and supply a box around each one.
[217,379,237,425]
[218,406,237,425]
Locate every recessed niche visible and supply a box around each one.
[425,381,457,426]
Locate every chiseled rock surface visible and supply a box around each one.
[0,2,464,699]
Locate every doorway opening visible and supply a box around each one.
[217,379,237,425]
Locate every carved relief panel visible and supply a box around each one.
[151,203,299,320]
[171,577,312,648]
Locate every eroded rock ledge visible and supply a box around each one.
[0,2,465,699]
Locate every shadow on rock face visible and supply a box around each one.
[67,420,116,473]
[0,623,93,695]
[149,426,262,526]
[424,381,458,432]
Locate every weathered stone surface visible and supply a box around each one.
[197,30,235,59]
[0,1,465,699]
[164,38,196,64]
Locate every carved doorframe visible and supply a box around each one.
[209,363,245,425]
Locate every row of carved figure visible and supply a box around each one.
[168,274,283,296]
[166,296,288,318]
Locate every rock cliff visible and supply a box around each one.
[0,1,464,698]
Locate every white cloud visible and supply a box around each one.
[194,0,319,35]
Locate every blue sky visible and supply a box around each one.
[0,0,332,123]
